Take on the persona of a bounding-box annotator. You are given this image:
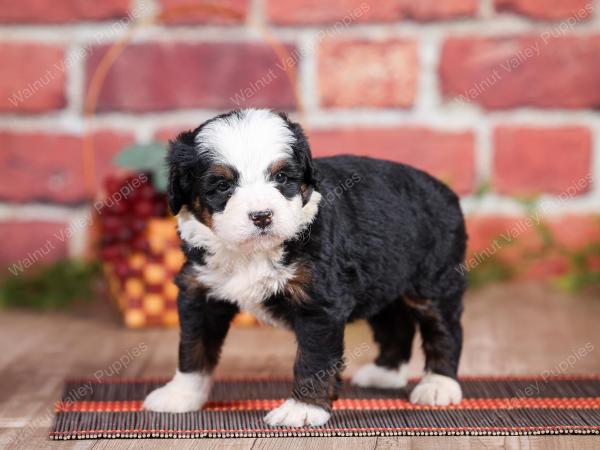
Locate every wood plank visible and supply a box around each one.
[0,426,96,450]
[92,437,256,450]
[377,436,600,450]
[505,436,600,450]
[253,436,377,450]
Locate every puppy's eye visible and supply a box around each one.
[216,181,231,192]
[275,172,288,184]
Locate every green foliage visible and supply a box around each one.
[473,180,492,199]
[467,257,514,290]
[555,243,600,293]
[533,221,555,251]
[514,193,541,213]
[0,260,100,310]
[114,142,169,192]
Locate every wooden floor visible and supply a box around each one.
[0,281,599,449]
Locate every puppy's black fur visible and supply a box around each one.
[168,112,467,412]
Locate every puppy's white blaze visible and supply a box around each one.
[264,398,331,427]
[351,362,410,389]
[196,109,294,184]
[143,370,211,413]
[409,372,462,406]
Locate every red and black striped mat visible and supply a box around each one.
[50,375,600,439]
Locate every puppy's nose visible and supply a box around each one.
[249,210,273,229]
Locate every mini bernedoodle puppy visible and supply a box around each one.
[144,108,467,427]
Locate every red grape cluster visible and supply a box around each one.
[98,173,168,268]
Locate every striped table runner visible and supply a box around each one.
[50,376,600,439]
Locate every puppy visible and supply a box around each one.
[144,109,467,427]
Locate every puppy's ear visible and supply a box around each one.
[166,131,199,215]
[278,113,319,205]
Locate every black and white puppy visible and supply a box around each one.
[144,109,467,427]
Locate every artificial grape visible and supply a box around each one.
[131,235,150,253]
[154,197,168,217]
[105,199,129,216]
[133,201,154,218]
[131,218,147,234]
[137,183,156,200]
[114,261,131,279]
[116,228,134,242]
[100,234,117,248]
[101,244,123,262]
[104,174,124,195]
[101,216,123,234]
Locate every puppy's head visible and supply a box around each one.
[168,109,320,248]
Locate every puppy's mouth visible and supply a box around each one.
[254,228,276,238]
[248,226,284,243]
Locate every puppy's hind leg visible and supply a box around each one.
[352,299,415,389]
[408,290,464,406]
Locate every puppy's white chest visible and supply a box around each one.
[194,249,293,326]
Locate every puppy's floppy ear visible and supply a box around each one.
[278,113,319,205]
[166,130,200,215]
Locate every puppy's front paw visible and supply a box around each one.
[264,399,331,427]
[351,362,409,389]
[143,371,211,413]
[409,373,462,406]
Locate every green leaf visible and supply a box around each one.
[114,142,169,193]
[467,257,514,289]
[154,165,169,193]
[114,142,167,170]
[473,180,492,199]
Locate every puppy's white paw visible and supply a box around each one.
[410,373,462,406]
[264,399,331,427]
[351,362,409,389]
[143,370,211,413]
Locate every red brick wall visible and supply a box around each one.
[0,0,599,277]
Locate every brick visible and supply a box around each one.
[465,214,600,279]
[465,215,545,279]
[0,130,134,204]
[0,221,69,275]
[466,215,544,256]
[158,0,248,24]
[266,0,477,25]
[319,39,418,108]
[0,43,66,114]
[309,127,475,194]
[494,0,593,21]
[85,42,298,112]
[524,256,570,280]
[547,215,600,250]
[493,127,592,196]
[0,0,130,23]
[440,36,600,109]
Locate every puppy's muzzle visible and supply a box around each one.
[249,210,273,229]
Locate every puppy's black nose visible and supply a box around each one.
[249,210,273,229]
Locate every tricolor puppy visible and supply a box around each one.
[144,109,467,427]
